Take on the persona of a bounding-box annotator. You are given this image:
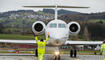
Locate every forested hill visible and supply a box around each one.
[0,9,105,41]
[43,9,80,15]
[0,9,105,22]
[59,12,105,22]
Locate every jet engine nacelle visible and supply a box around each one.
[32,21,46,35]
[68,22,80,35]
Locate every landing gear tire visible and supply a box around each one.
[70,49,77,58]
[54,55,60,60]
[70,49,73,57]
[35,48,38,57]
[74,49,77,58]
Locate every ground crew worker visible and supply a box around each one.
[101,40,105,60]
[34,32,49,60]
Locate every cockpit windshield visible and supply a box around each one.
[58,23,66,28]
[50,23,57,28]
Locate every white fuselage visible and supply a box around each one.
[25,4,87,46]
[45,20,69,46]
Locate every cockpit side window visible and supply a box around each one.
[49,23,57,28]
[58,23,66,28]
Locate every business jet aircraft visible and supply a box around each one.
[0,5,103,58]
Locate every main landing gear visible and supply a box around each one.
[70,49,77,58]
[35,48,38,57]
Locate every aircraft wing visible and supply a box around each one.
[65,41,103,45]
[0,39,102,45]
[0,39,36,44]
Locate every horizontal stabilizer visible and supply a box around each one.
[23,5,89,8]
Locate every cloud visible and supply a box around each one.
[0,0,105,13]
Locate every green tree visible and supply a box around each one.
[83,26,89,41]
[0,23,4,33]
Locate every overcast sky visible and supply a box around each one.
[0,0,105,13]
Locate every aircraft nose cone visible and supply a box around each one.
[55,40,60,44]
[53,33,64,39]
[52,39,62,45]
[49,29,68,40]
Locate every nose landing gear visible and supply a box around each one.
[54,51,60,60]
[54,55,60,60]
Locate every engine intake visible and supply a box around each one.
[34,23,43,32]
[68,22,80,35]
[32,21,46,35]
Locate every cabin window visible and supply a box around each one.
[50,23,57,28]
[58,24,66,28]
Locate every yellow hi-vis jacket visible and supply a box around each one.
[101,43,105,53]
[101,43,105,60]
[35,36,49,54]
